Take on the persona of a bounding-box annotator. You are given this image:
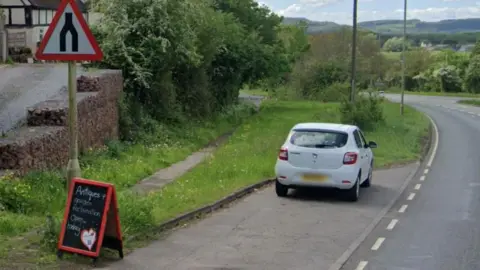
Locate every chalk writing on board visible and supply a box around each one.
[75,185,107,201]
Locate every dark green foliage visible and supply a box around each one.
[464,55,480,93]
[340,95,384,131]
[88,0,306,141]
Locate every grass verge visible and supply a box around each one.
[457,99,480,106]
[386,89,480,98]
[240,88,270,97]
[0,103,256,268]
[0,100,429,268]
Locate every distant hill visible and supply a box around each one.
[282,17,347,33]
[359,18,480,34]
[283,17,480,34]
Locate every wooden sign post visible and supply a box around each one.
[35,0,103,190]
[57,178,123,264]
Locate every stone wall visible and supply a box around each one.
[0,70,123,174]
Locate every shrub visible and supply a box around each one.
[318,82,351,102]
[291,61,349,99]
[464,55,480,93]
[433,65,462,92]
[339,94,384,131]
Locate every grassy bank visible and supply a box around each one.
[0,103,256,267]
[147,100,429,225]
[385,89,480,98]
[0,100,429,268]
[240,88,270,97]
[457,99,480,106]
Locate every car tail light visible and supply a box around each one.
[343,152,357,165]
[278,148,288,160]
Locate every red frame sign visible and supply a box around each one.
[57,178,123,260]
[35,0,103,61]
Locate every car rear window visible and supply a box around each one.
[290,129,348,148]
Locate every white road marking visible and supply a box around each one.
[420,175,425,181]
[399,204,408,213]
[386,219,398,230]
[407,193,416,200]
[371,237,385,250]
[425,114,439,168]
[355,261,368,270]
[424,169,429,174]
[414,184,421,190]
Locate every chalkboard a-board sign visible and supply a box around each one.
[57,178,123,263]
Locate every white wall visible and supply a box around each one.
[1,0,27,6]
[10,8,24,24]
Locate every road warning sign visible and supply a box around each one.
[35,0,103,61]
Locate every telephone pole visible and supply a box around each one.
[350,0,358,103]
[400,0,407,115]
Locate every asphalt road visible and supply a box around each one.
[341,94,480,270]
[99,165,417,270]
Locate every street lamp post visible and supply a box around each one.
[350,0,358,103]
[400,0,407,115]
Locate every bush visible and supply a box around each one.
[290,60,349,99]
[318,82,351,102]
[433,65,462,92]
[464,55,480,93]
[89,0,302,140]
[339,94,384,131]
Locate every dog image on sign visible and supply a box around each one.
[80,228,97,251]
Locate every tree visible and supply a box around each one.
[433,65,462,92]
[383,37,411,52]
[90,0,306,140]
[464,55,480,93]
[470,40,480,58]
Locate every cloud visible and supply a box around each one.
[275,4,480,24]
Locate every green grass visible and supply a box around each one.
[385,89,480,98]
[457,99,480,106]
[147,100,429,225]
[0,103,256,267]
[240,88,270,97]
[0,100,429,268]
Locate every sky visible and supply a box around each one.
[258,0,480,24]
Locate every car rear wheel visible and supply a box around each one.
[275,179,289,197]
[361,162,373,188]
[345,174,360,202]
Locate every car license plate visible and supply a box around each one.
[302,174,327,182]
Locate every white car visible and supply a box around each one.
[274,123,377,202]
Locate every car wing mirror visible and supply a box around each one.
[368,141,377,148]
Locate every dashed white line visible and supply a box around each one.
[420,175,426,181]
[386,219,398,230]
[371,237,385,250]
[398,204,408,213]
[424,169,429,174]
[407,193,416,200]
[355,261,368,270]
[414,184,421,190]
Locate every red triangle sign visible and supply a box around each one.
[35,0,103,61]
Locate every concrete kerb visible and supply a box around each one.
[327,111,439,270]
[127,178,275,242]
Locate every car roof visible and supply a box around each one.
[292,122,357,133]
